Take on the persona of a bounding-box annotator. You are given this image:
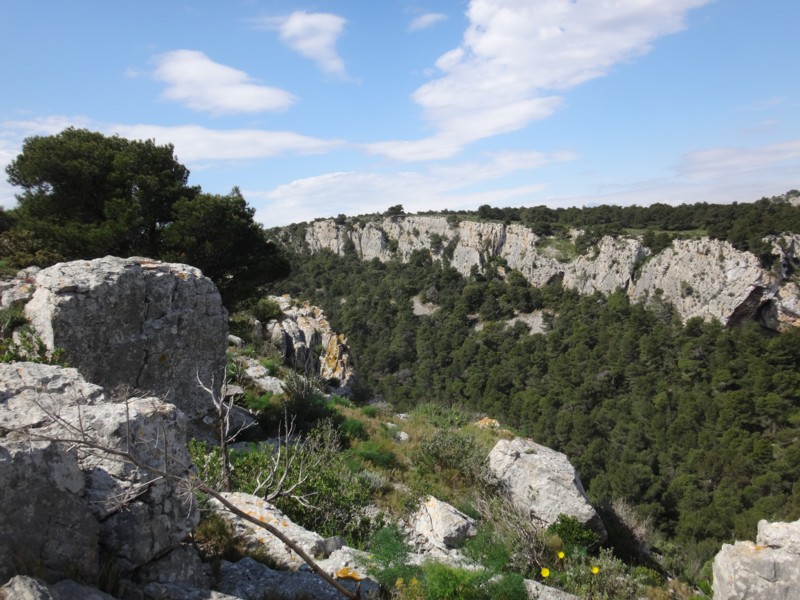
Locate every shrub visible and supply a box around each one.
[340,418,369,442]
[281,371,330,423]
[354,440,397,469]
[547,515,600,551]
[360,405,379,418]
[251,297,283,323]
[414,429,485,483]
[190,421,373,546]
[367,525,422,590]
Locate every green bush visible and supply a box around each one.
[367,525,423,590]
[414,430,485,483]
[360,405,379,418]
[251,297,283,323]
[340,418,369,442]
[241,391,273,412]
[354,440,397,469]
[189,421,373,546]
[547,515,600,551]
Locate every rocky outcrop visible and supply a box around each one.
[262,295,355,390]
[300,216,800,330]
[630,238,778,325]
[208,493,380,598]
[23,256,228,426]
[409,496,477,555]
[0,362,199,585]
[713,518,800,599]
[487,438,606,543]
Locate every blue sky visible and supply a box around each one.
[1,0,798,227]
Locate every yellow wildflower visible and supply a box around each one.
[540,567,550,578]
[591,565,600,575]
[557,551,565,560]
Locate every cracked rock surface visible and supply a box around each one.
[25,256,228,428]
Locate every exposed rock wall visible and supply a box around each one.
[263,295,355,389]
[302,216,800,329]
[24,256,228,423]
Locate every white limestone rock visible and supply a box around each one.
[301,216,800,330]
[712,517,800,599]
[210,492,328,571]
[24,256,228,425]
[487,438,606,542]
[0,363,199,577]
[410,495,477,553]
[524,579,581,600]
[262,295,356,390]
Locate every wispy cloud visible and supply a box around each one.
[252,149,572,225]
[252,11,347,78]
[678,140,800,180]
[0,116,343,174]
[370,0,711,161]
[110,124,344,162]
[153,50,296,115]
[409,13,447,32]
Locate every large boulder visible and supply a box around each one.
[24,256,228,426]
[487,438,606,542]
[409,495,477,554]
[0,362,199,583]
[713,518,800,599]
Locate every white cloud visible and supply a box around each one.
[409,13,447,32]
[252,149,572,226]
[678,140,800,181]
[547,139,800,210]
[252,170,539,226]
[153,50,296,115]
[371,0,711,161]
[0,117,343,188]
[253,11,347,78]
[109,124,344,162]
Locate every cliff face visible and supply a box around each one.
[301,216,800,330]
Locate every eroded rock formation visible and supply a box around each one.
[263,294,356,390]
[299,216,800,330]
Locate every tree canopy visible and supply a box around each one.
[2,128,288,308]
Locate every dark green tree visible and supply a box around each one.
[162,188,290,308]
[3,128,290,308]
[5,127,198,260]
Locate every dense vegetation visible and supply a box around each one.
[0,128,288,307]
[458,193,800,264]
[277,243,800,580]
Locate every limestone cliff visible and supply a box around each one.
[298,216,800,330]
[263,295,356,390]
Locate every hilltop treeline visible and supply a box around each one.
[279,245,800,576]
